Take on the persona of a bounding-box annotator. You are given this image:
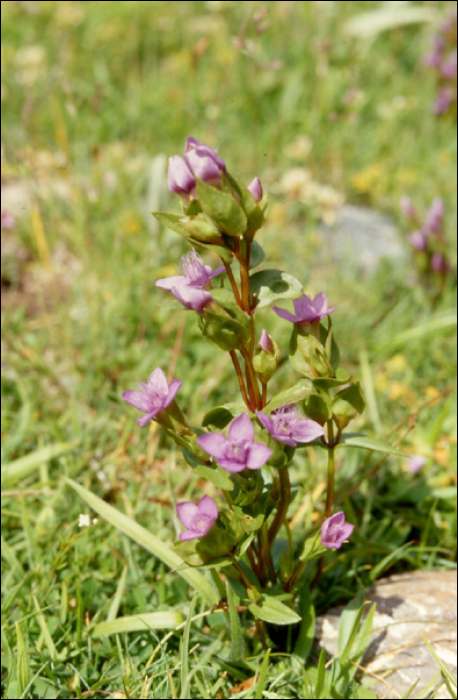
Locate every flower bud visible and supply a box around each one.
[247,177,263,203]
[167,156,196,197]
[184,137,226,188]
[253,331,280,382]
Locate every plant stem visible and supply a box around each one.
[260,522,277,584]
[325,420,336,519]
[268,467,291,545]
[229,350,252,411]
[222,260,242,308]
[240,346,262,410]
[239,241,252,312]
[261,381,268,407]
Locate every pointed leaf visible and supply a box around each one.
[250,269,303,308]
[294,585,315,663]
[248,594,301,625]
[194,464,233,491]
[267,379,314,412]
[2,441,79,487]
[226,580,245,661]
[92,612,183,638]
[196,178,247,236]
[337,434,405,457]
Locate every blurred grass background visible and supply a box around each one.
[1,1,457,698]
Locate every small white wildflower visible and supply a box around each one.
[78,514,91,528]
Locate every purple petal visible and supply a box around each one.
[197,495,218,521]
[217,458,249,473]
[272,306,298,323]
[147,367,168,394]
[291,419,325,443]
[155,275,188,290]
[256,410,275,434]
[185,149,222,183]
[164,379,182,407]
[185,137,226,172]
[196,433,228,460]
[407,455,427,474]
[179,529,203,541]
[209,265,226,279]
[176,501,199,528]
[167,156,196,196]
[228,413,254,444]
[122,389,153,412]
[172,286,213,312]
[246,443,273,470]
[259,330,273,352]
[339,522,355,541]
[137,410,159,427]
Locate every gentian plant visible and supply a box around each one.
[70,136,396,649]
[424,5,457,117]
[400,195,453,297]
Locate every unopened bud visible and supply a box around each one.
[247,177,263,203]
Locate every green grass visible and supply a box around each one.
[1,1,457,698]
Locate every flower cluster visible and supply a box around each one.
[167,137,226,199]
[424,6,457,115]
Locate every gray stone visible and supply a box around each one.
[322,205,408,274]
[316,569,457,699]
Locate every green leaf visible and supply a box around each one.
[249,241,265,269]
[2,441,79,487]
[106,565,128,623]
[337,434,405,457]
[15,622,30,698]
[202,406,234,430]
[338,599,373,661]
[303,392,333,425]
[344,6,438,38]
[423,632,458,698]
[32,593,60,659]
[194,464,233,491]
[153,212,193,238]
[335,381,366,415]
[315,648,328,699]
[180,595,198,699]
[66,479,218,606]
[293,585,315,663]
[92,612,183,638]
[248,594,301,625]
[226,580,245,661]
[196,178,247,236]
[267,379,314,412]
[312,376,350,390]
[250,269,303,309]
[199,308,250,351]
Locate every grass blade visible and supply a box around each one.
[106,565,128,622]
[15,621,30,699]
[2,442,79,487]
[226,578,245,662]
[92,611,183,637]
[180,594,198,699]
[66,478,218,607]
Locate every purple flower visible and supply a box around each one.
[259,329,273,353]
[273,292,335,325]
[441,51,457,79]
[184,137,226,187]
[248,177,263,203]
[321,512,354,550]
[197,413,273,473]
[407,455,427,474]
[156,249,224,313]
[400,196,417,220]
[434,87,455,115]
[425,198,445,234]
[167,156,196,198]
[122,367,182,427]
[256,405,324,447]
[1,211,15,229]
[176,495,218,541]
[431,252,450,273]
[408,229,428,251]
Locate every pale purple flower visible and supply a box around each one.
[425,198,445,234]
[1,211,15,229]
[167,156,196,197]
[273,292,335,325]
[407,455,427,474]
[400,196,417,220]
[197,413,273,473]
[431,252,450,273]
[259,329,273,353]
[176,495,218,541]
[256,405,324,447]
[122,367,182,427]
[434,87,455,115]
[184,137,226,187]
[321,512,354,550]
[408,229,428,251]
[248,177,263,203]
[156,249,224,313]
[441,51,457,79]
